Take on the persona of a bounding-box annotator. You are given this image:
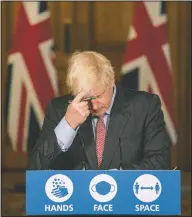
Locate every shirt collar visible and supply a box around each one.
[105,85,116,115]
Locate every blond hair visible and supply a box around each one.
[66,51,114,95]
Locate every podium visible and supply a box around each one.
[26,170,181,215]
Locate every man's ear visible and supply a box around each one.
[112,78,115,87]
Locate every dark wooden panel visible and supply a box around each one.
[175,2,191,171]
[167,2,180,168]
[94,2,133,44]
[48,2,62,50]
[72,2,91,51]
[2,2,8,169]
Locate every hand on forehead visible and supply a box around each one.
[75,79,107,99]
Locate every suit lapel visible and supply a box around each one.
[78,116,98,169]
[100,86,132,169]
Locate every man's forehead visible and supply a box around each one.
[86,85,105,95]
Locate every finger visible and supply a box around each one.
[79,104,90,112]
[79,110,88,118]
[85,110,90,117]
[73,91,87,103]
[80,109,90,118]
[54,192,62,196]
[52,190,60,195]
[71,101,88,112]
[81,108,90,115]
[53,192,62,196]
[55,194,63,198]
[53,193,62,197]
[78,101,88,107]
[79,104,89,111]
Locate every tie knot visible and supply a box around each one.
[98,115,105,122]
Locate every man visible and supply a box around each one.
[29,51,171,170]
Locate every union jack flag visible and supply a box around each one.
[121,2,177,145]
[5,2,58,152]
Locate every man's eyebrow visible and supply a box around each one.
[96,89,105,96]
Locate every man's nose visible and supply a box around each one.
[91,101,98,110]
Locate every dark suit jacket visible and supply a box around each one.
[29,85,171,170]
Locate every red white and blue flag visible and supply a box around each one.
[5,2,58,152]
[121,2,177,144]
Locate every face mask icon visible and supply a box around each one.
[91,181,116,195]
[89,174,117,203]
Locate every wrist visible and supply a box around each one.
[65,116,78,130]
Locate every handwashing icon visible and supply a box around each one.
[45,174,74,202]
